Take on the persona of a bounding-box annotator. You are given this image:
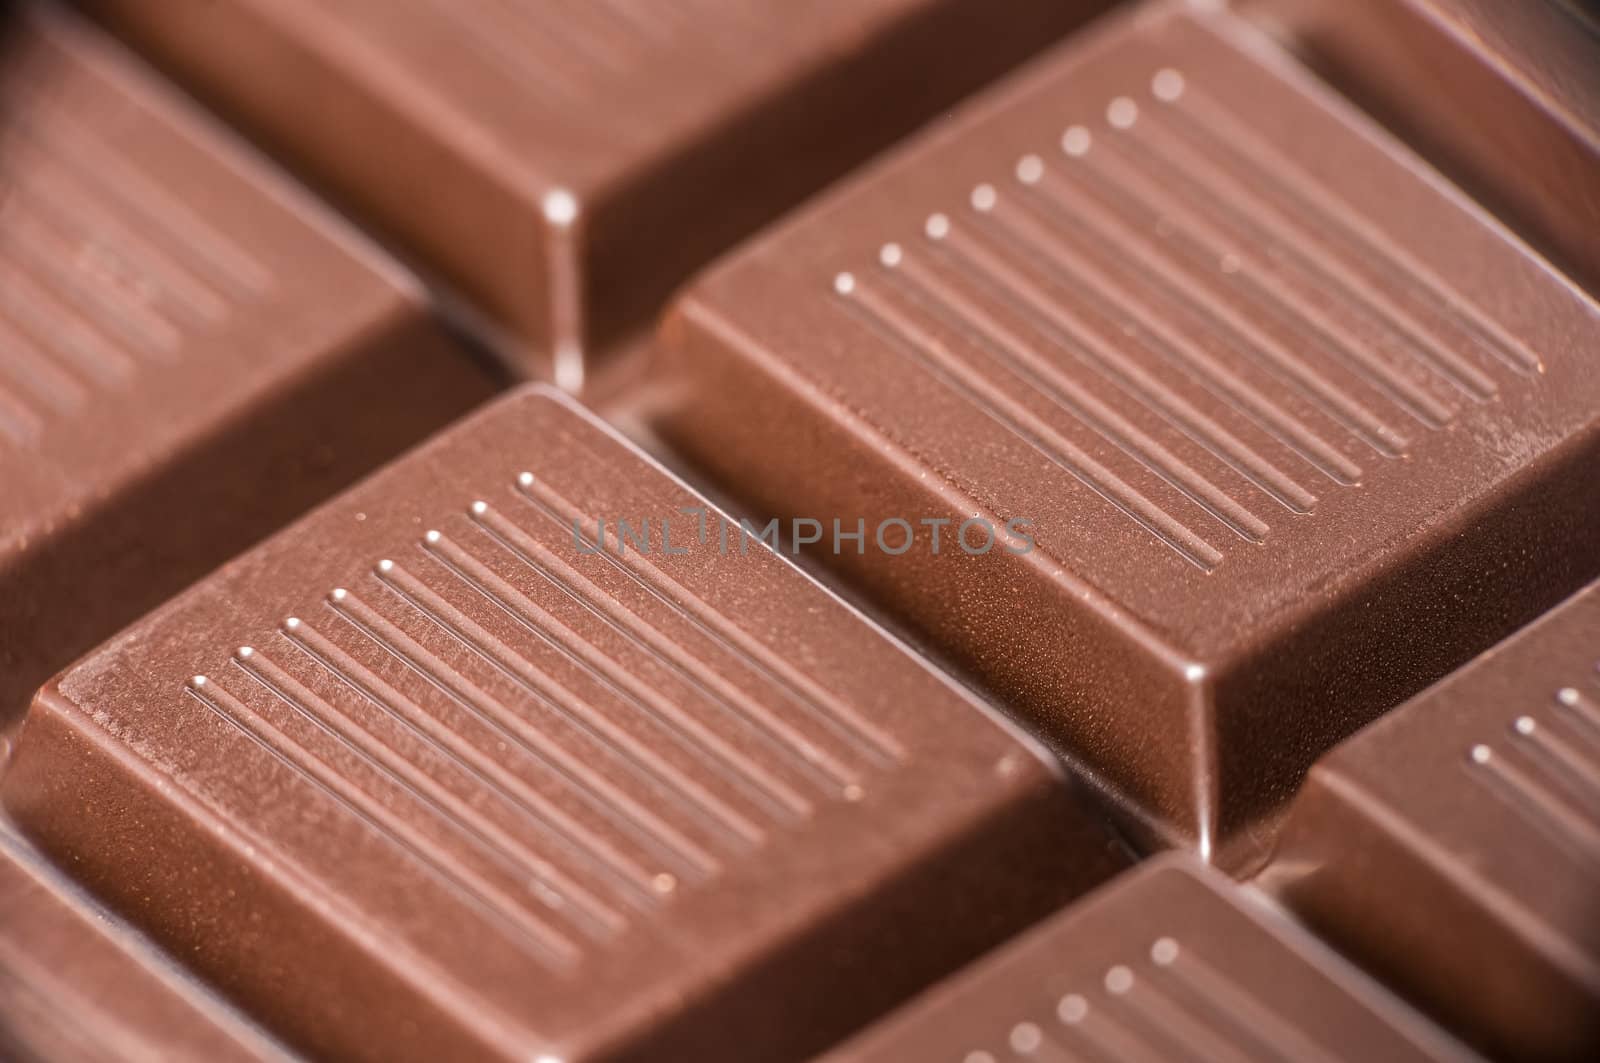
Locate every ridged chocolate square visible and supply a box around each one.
[824,856,1472,1062]
[1268,578,1600,1061]
[649,1,1600,861]
[1,387,1123,1062]
[0,7,496,720]
[82,0,1116,374]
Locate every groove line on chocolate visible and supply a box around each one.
[983,185,1366,485]
[1129,93,1502,403]
[19,152,233,320]
[1131,83,1500,402]
[1165,81,1543,376]
[395,0,770,117]
[1464,740,1600,863]
[318,583,729,881]
[413,528,824,817]
[183,673,587,968]
[370,548,796,837]
[9,95,273,292]
[1156,949,1322,1063]
[277,612,674,910]
[230,643,630,941]
[1508,717,1600,809]
[883,238,1271,542]
[4,195,183,358]
[979,175,1364,487]
[1146,946,1346,1063]
[0,87,273,441]
[1080,128,1462,433]
[1464,676,1600,865]
[0,389,40,446]
[836,271,1226,571]
[0,351,51,445]
[0,315,89,417]
[405,0,587,106]
[893,209,1318,515]
[425,517,865,796]
[229,641,636,938]
[1024,158,1409,459]
[1058,1002,1153,1062]
[509,475,909,765]
[1557,682,1600,736]
[1088,163,1455,432]
[1056,135,1433,445]
[0,255,138,385]
[1105,963,1265,1063]
[1059,980,1169,1060]
[1106,974,1260,1062]
[968,935,1345,1063]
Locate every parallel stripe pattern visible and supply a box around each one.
[181,473,899,969]
[0,59,268,447]
[831,67,1537,570]
[954,935,1342,1063]
[391,0,771,113]
[1463,663,1600,867]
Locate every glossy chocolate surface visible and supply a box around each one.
[1,0,1597,1056]
[0,7,497,722]
[0,827,290,1062]
[825,855,1475,1062]
[649,1,1600,861]
[1240,0,1600,291]
[2,386,1125,1062]
[1266,578,1600,1061]
[82,0,1117,374]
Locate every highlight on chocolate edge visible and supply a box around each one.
[0,1,1596,1061]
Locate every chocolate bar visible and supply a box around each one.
[1265,577,1600,1061]
[0,7,497,722]
[647,1,1600,862]
[0,827,290,1062]
[3,0,1598,1056]
[1,386,1125,1061]
[1239,0,1600,290]
[80,0,1117,377]
[824,855,1475,1062]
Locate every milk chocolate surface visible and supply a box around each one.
[650,1,1600,861]
[2,0,1598,1057]
[1266,578,1600,1061]
[824,855,1475,1062]
[81,0,1116,375]
[0,828,290,1063]
[0,6,497,721]
[2,386,1124,1062]
[1240,0,1600,291]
